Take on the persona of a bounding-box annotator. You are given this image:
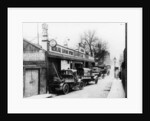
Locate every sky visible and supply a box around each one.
[23,22,125,61]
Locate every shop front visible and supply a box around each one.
[23,39,47,97]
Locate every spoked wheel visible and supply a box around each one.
[79,81,84,90]
[62,83,69,94]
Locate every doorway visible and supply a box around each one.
[24,69,39,97]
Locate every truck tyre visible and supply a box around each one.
[62,83,69,94]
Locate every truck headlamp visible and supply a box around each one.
[94,76,97,79]
[78,79,81,82]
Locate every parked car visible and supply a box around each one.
[49,69,84,94]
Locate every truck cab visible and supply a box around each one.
[49,69,84,95]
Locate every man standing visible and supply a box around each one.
[114,67,119,79]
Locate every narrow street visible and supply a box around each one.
[52,66,125,98]
[53,76,112,98]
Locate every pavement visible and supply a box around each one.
[107,78,125,98]
[26,93,54,99]
[107,65,125,98]
[52,76,125,98]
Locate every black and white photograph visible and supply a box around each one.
[23,22,127,98]
[8,8,142,113]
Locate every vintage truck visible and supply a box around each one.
[77,68,99,86]
[49,69,84,94]
[91,66,101,78]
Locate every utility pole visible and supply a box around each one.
[37,23,39,45]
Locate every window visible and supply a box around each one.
[69,51,73,55]
[57,47,61,52]
[51,47,61,53]
[62,49,68,54]
[74,51,79,56]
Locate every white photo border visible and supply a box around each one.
[8,8,142,113]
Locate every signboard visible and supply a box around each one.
[49,43,94,61]
[82,77,91,79]
[42,23,48,41]
[23,52,45,61]
[78,43,85,54]
[79,46,85,53]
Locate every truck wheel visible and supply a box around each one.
[79,81,84,90]
[62,83,69,94]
